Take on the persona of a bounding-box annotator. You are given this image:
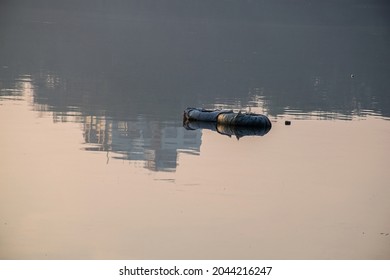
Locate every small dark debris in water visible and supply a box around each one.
[285,120,291,125]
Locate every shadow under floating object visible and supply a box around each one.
[183,108,272,139]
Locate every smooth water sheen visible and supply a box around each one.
[1,1,390,259]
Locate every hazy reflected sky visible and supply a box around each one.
[1,96,389,259]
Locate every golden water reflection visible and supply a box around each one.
[1,96,389,259]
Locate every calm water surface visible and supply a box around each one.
[1,1,390,259]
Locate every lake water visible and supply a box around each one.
[1,1,390,259]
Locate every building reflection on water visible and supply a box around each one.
[2,67,388,172]
[82,115,201,172]
[1,1,389,172]
[0,74,202,173]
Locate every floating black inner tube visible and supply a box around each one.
[183,108,272,128]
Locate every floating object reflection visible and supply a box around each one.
[184,121,271,139]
